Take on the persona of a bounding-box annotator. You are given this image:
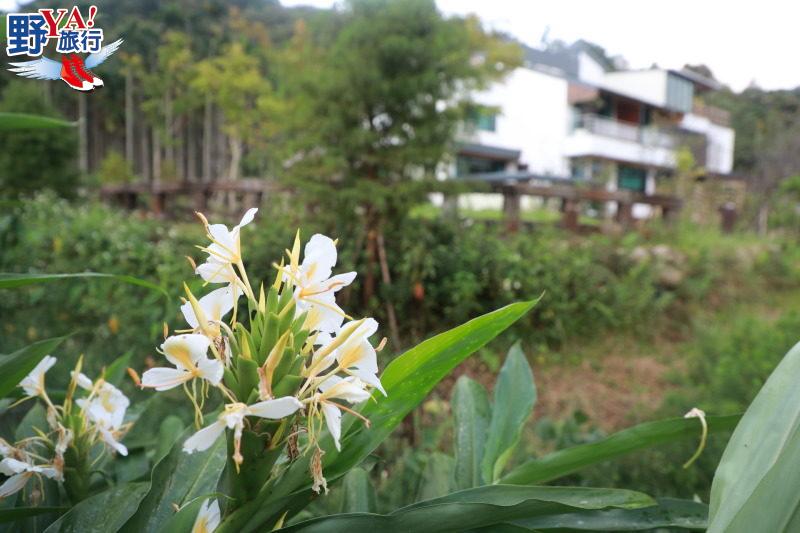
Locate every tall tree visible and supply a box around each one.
[278,0,521,335]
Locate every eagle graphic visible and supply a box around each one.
[8,39,123,92]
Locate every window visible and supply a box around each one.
[468,109,497,132]
[456,155,506,176]
[617,165,646,192]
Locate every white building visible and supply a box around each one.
[449,40,736,219]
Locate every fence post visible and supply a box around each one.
[616,201,633,228]
[502,186,521,233]
[719,202,738,233]
[562,199,579,231]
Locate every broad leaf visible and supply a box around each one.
[482,343,535,483]
[0,272,168,298]
[104,351,134,386]
[218,300,538,532]
[43,483,148,533]
[120,426,227,533]
[501,414,740,485]
[334,300,538,477]
[0,336,68,399]
[472,497,708,531]
[0,112,75,130]
[0,507,65,525]
[416,452,455,502]
[708,341,800,532]
[278,485,654,532]
[452,376,491,489]
[340,468,375,514]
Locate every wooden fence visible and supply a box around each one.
[99,178,693,233]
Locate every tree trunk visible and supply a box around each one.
[216,108,226,179]
[376,231,401,348]
[228,135,242,181]
[77,94,89,174]
[187,115,197,182]
[140,124,151,182]
[164,93,174,168]
[152,128,162,183]
[125,69,135,166]
[203,95,212,182]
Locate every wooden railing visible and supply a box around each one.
[100,177,685,233]
[100,179,283,217]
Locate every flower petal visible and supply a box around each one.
[349,367,386,396]
[237,207,258,228]
[183,421,225,454]
[338,340,378,374]
[98,426,128,456]
[247,397,303,419]
[196,260,237,285]
[0,458,29,476]
[161,334,211,369]
[197,358,224,386]
[302,234,337,283]
[324,272,356,293]
[321,402,342,451]
[0,473,30,498]
[19,355,57,397]
[193,498,222,533]
[71,371,94,390]
[319,376,371,404]
[141,367,192,391]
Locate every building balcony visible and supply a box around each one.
[564,114,706,169]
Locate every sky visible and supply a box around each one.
[1,0,794,91]
[278,0,797,92]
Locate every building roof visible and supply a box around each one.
[458,142,521,161]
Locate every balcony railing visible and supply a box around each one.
[571,114,708,166]
[573,114,679,149]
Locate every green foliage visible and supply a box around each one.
[452,376,491,489]
[0,336,67,399]
[0,113,74,130]
[278,0,522,234]
[96,151,135,185]
[502,415,740,486]
[121,427,227,532]
[281,485,659,532]
[707,341,800,532]
[481,343,535,483]
[217,301,536,532]
[0,83,78,198]
[684,310,800,414]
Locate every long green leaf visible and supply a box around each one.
[120,426,227,533]
[501,414,740,485]
[482,343,535,483]
[708,341,800,532]
[43,483,148,533]
[0,112,75,130]
[278,485,654,532]
[0,507,65,525]
[340,468,375,514]
[0,336,68,399]
[452,376,491,489]
[333,300,538,477]
[0,272,168,298]
[472,497,708,531]
[219,300,539,532]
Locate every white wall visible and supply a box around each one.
[564,129,676,168]
[680,113,735,174]
[470,68,570,177]
[578,51,607,85]
[598,70,668,108]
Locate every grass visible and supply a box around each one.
[410,202,601,226]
